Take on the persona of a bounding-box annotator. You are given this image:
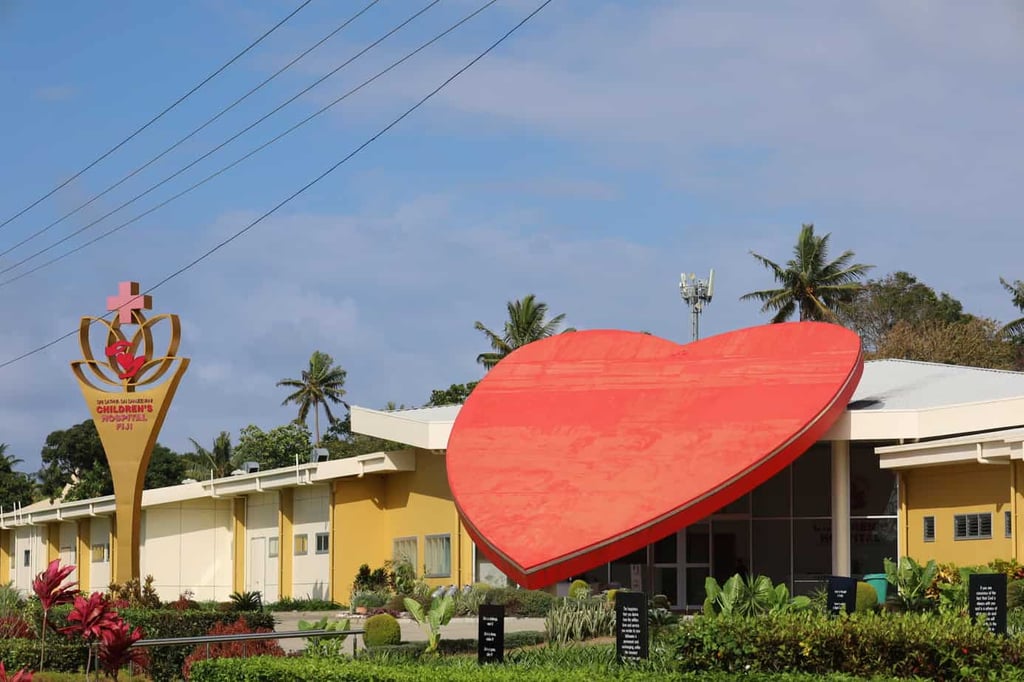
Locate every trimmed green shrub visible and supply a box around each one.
[0,638,88,673]
[568,580,591,599]
[483,587,555,617]
[266,597,344,611]
[364,613,401,647]
[357,641,426,661]
[855,582,877,612]
[188,654,917,681]
[674,611,1024,679]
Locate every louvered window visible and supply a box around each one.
[953,513,992,540]
[923,516,935,542]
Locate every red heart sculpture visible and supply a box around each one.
[447,322,863,588]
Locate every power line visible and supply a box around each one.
[0,0,442,278]
[0,0,313,233]
[0,0,553,373]
[0,0,489,286]
[0,0,381,260]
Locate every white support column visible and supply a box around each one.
[831,440,851,576]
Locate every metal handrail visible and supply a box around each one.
[133,628,364,648]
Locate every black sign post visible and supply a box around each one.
[615,591,648,663]
[827,576,858,617]
[969,573,1007,635]
[478,604,505,664]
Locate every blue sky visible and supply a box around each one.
[1,0,1022,472]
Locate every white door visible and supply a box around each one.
[249,537,266,595]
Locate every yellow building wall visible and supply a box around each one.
[905,462,1013,566]
[331,450,473,604]
[0,529,9,584]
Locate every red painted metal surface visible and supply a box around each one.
[447,322,864,589]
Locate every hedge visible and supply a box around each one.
[188,656,902,682]
[674,611,1024,680]
[0,638,88,673]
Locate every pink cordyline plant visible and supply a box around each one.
[97,620,148,681]
[0,661,33,682]
[61,592,121,675]
[31,559,78,671]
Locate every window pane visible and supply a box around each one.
[792,519,831,583]
[685,527,709,564]
[294,534,308,556]
[752,467,790,517]
[685,566,710,607]
[712,520,750,585]
[393,537,417,566]
[850,443,897,516]
[425,535,451,578]
[653,532,677,564]
[792,445,831,517]
[851,518,897,578]
[654,567,678,606]
[315,533,329,554]
[268,537,279,558]
[752,520,790,588]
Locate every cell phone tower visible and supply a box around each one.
[679,269,714,342]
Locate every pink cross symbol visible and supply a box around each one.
[106,281,152,325]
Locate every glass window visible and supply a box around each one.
[792,519,831,582]
[850,443,898,516]
[792,445,831,517]
[851,518,898,578]
[1006,511,1012,539]
[425,534,451,578]
[924,516,935,542]
[315,532,329,554]
[393,536,417,566]
[712,520,751,585]
[752,467,790,517]
[90,544,109,563]
[268,536,279,558]
[23,550,30,568]
[752,520,790,587]
[954,513,992,540]
[610,547,647,590]
[294,534,308,556]
[653,532,677,564]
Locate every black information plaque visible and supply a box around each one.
[615,591,648,663]
[478,604,505,664]
[969,573,1007,635]
[827,576,858,617]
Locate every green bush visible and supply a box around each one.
[364,613,401,647]
[483,587,555,617]
[568,580,591,599]
[188,654,914,681]
[351,591,388,610]
[855,582,877,612]
[674,611,1024,679]
[545,598,615,644]
[453,583,491,616]
[266,597,344,612]
[0,638,88,673]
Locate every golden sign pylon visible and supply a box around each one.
[71,282,189,583]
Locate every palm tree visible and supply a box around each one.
[741,224,873,323]
[185,432,233,480]
[999,277,1024,340]
[277,351,348,445]
[474,294,574,370]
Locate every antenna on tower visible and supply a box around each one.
[680,269,715,342]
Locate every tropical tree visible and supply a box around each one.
[277,351,348,445]
[874,316,1016,370]
[741,224,873,323]
[474,294,574,370]
[0,443,35,507]
[184,432,233,480]
[839,271,965,351]
[1000,277,1024,341]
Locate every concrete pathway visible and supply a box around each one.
[272,611,546,653]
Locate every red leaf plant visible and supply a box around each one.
[96,620,148,682]
[182,617,283,680]
[31,559,78,671]
[0,661,33,682]
[0,615,35,640]
[61,592,120,642]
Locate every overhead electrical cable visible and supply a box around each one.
[0,0,442,278]
[0,0,482,285]
[0,0,381,260]
[0,0,313,233]
[0,0,553,373]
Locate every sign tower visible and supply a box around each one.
[71,282,189,582]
